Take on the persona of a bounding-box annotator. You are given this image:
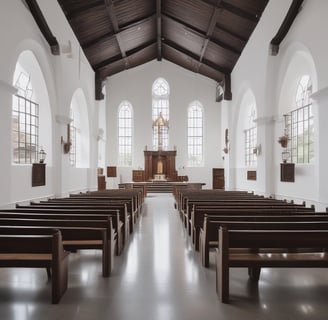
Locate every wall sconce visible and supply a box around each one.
[253,144,261,156]
[61,123,71,154]
[282,150,290,163]
[39,147,46,163]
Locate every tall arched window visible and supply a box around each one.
[245,106,257,167]
[152,78,169,150]
[285,75,314,163]
[69,108,76,167]
[188,101,203,166]
[69,89,90,168]
[12,67,39,164]
[118,101,133,166]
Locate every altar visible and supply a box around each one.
[144,150,177,181]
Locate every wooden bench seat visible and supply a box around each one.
[200,216,328,267]
[0,217,116,277]
[0,228,69,304]
[191,206,316,250]
[0,208,126,255]
[216,228,328,303]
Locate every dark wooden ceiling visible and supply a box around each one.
[57,0,269,85]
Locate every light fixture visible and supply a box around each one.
[253,144,261,156]
[39,147,46,163]
[282,150,290,163]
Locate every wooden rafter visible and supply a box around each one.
[198,0,223,71]
[104,0,129,67]
[164,39,229,75]
[25,0,60,55]
[157,0,162,61]
[163,13,240,56]
[94,40,156,70]
[82,14,156,49]
[270,0,304,56]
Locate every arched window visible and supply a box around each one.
[69,89,90,168]
[284,75,314,164]
[69,108,76,167]
[244,106,257,167]
[152,78,169,150]
[12,63,39,164]
[118,101,133,166]
[188,101,203,166]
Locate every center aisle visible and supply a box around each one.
[105,193,221,320]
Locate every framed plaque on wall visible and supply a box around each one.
[32,163,46,187]
[280,163,295,182]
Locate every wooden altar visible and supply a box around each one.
[144,150,177,181]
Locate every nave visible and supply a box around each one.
[0,194,328,320]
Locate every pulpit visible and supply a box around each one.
[144,150,177,181]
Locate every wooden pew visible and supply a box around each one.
[200,215,328,267]
[0,217,115,277]
[216,227,328,303]
[185,199,309,230]
[0,227,69,304]
[1,208,126,255]
[191,206,315,250]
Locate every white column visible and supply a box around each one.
[311,86,328,204]
[0,80,17,206]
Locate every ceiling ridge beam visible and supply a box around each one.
[270,0,304,56]
[157,0,162,61]
[25,0,60,55]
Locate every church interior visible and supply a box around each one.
[1,0,328,319]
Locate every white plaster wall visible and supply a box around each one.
[0,1,98,206]
[106,60,221,188]
[229,0,328,207]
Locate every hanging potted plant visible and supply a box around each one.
[278,135,288,148]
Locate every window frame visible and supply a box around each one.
[187,101,203,167]
[152,78,169,151]
[285,75,314,164]
[118,101,133,167]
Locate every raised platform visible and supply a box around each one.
[119,181,205,194]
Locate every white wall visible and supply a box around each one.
[106,60,221,188]
[228,0,328,209]
[0,1,99,206]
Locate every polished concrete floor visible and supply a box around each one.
[1,193,328,319]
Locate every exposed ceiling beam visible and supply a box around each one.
[271,0,304,56]
[156,0,162,61]
[199,0,259,22]
[95,70,105,100]
[82,14,156,49]
[94,40,156,70]
[163,13,240,56]
[198,0,223,71]
[25,0,60,55]
[104,0,129,67]
[164,39,229,75]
